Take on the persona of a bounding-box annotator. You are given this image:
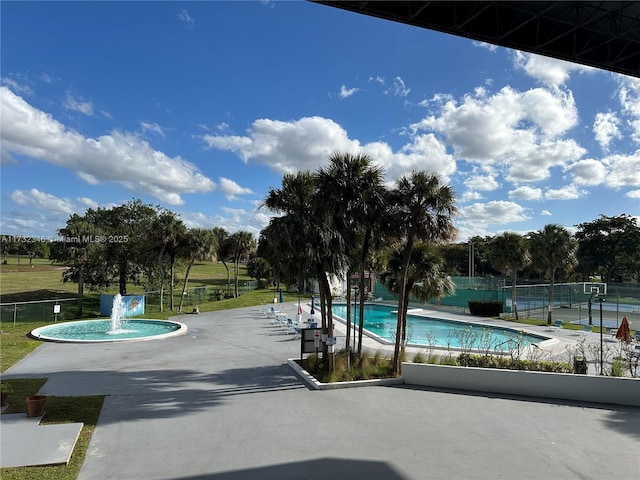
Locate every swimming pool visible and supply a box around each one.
[331,304,549,352]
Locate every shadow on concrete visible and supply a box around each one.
[393,383,640,440]
[4,364,304,425]
[172,458,408,480]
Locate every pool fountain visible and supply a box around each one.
[30,294,187,343]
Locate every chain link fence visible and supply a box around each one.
[372,277,640,327]
[0,282,258,325]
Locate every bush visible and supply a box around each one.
[457,353,571,372]
[412,352,427,363]
[468,300,503,317]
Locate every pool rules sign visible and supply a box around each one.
[301,328,321,359]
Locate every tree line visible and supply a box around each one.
[39,199,256,316]
[2,153,638,375]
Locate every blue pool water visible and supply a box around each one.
[332,304,548,351]
[31,319,187,343]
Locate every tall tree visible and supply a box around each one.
[178,228,217,312]
[381,243,455,347]
[488,232,531,321]
[262,171,349,372]
[55,213,103,317]
[316,152,385,355]
[386,171,458,375]
[152,210,186,312]
[529,224,578,324]
[212,227,232,297]
[229,230,256,297]
[574,214,640,282]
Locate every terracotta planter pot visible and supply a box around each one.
[26,395,47,417]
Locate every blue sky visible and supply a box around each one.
[1,1,639,242]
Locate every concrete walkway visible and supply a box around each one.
[2,303,639,479]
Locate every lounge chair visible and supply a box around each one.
[605,327,618,342]
[545,319,563,332]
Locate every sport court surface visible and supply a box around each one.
[2,304,639,480]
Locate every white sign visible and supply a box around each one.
[53,304,61,314]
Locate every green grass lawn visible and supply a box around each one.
[0,378,104,480]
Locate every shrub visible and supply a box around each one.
[412,352,427,363]
[0,382,13,394]
[457,353,571,372]
[610,358,625,377]
[468,300,503,317]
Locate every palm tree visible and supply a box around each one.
[387,171,458,375]
[488,232,531,321]
[153,210,186,312]
[262,171,349,372]
[229,231,256,297]
[529,224,578,324]
[178,228,217,312]
[316,152,385,356]
[212,227,232,297]
[381,243,455,347]
[56,213,101,317]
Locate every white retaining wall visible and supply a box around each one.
[402,363,640,407]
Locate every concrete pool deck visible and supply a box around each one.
[2,303,639,479]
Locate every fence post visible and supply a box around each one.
[13,303,17,326]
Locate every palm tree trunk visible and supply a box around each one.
[222,260,230,297]
[158,246,166,312]
[169,254,176,310]
[234,259,239,297]
[393,240,413,375]
[547,270,555,324]
[77,263,84,317]
[345,275,352,357]
[357,230,372,354]
[512,271,519,321]
[178,261,194,313]
[318,273,334,372]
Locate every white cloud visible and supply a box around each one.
[177,9,194,29]
[464,175,500,191]
[201,116,456,183]
[460,200,530,230]
[593,112,621,150]
[508,186,543,200]
[369,76,384,85]
[386,77,410,97]
[218,177,253,201]
[64,93,94,116]
[617,77,640,143]
[545,185,583,200]
[566,158,606,186]
[339,85,359,98]
[140,121,165,138]
[473,41,498,52]
[513,51,593,86]
[2,189,104,237]
[0,86,215,205]
[626,190,640,199]
[1,77,33,96]
[461,191,483,202]
[11,188,76,216]
[603,151,640,188]
[541,210,552,216]
[412,85,584,183]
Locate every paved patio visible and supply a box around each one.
[2,303,639,479]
